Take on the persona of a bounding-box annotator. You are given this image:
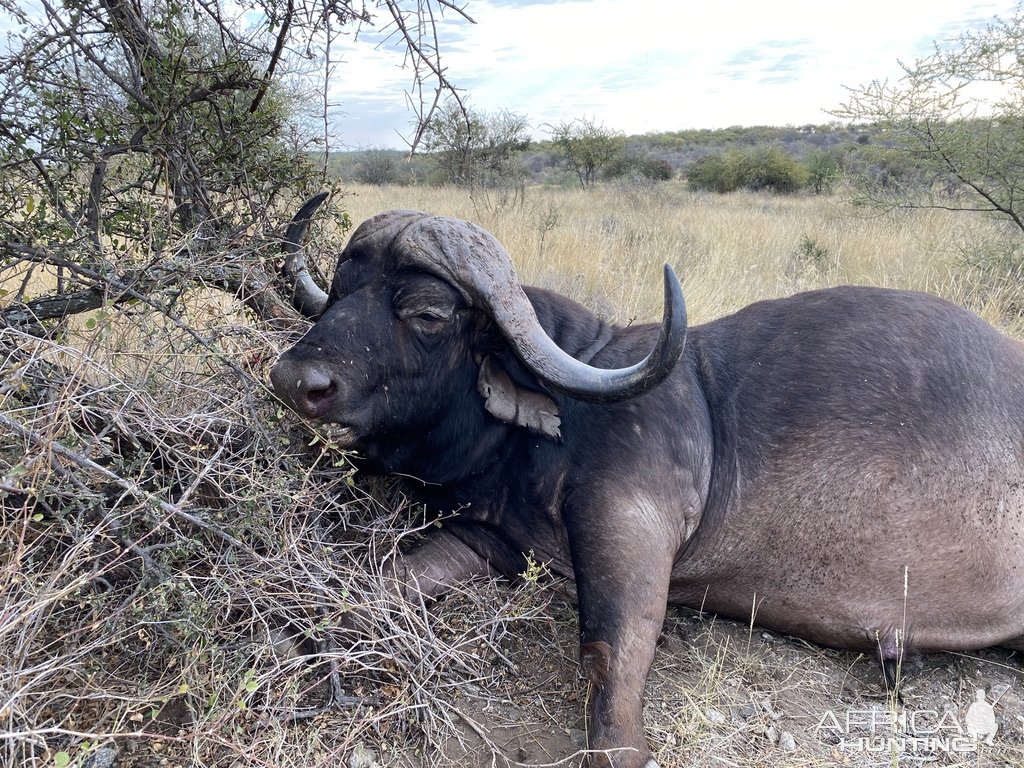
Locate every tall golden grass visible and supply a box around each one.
[337,181,1022,337]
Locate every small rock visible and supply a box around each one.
[733,703,757,721]
[758,697,781,720]
[83,748,118,768]
[348,743,378,768]
[569,728,587,747]
[760,632,775,642]
[764,725,779,744]
[705,707,726,725]
[778,731,797,752]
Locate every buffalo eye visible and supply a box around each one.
[393,279,461,333]
[395,302,454,331]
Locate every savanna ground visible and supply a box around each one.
[3,181,1024,768]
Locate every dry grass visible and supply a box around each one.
[2,182,1023,768]
[340,181,1024,336]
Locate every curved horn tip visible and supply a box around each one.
[662,263,687,333]
[302,190,330,211]
[284,193,331,250]
[494,263,688,404]
[288,192,330,230]
[282,193,331,318]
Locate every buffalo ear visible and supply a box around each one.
[477,356,561,440]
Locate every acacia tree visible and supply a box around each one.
[421,98,530,188]
[835,8,1024,233]
[548,117,624,188]
[0,0,471,329]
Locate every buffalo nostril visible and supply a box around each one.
[306,381,338,405]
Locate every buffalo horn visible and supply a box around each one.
[282,193,331,317]
[397,217,688,402]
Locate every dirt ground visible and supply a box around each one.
[417,599,1024,768]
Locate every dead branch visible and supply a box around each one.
[0,411,246,549]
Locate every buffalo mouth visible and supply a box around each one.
[286,390,360,448]
[321,424,357,449]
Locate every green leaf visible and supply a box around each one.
[53,752,70,768]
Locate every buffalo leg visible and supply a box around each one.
[389,526,495,602]
[342,528,493,635]
[566,500,675,768]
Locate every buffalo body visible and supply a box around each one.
[271,200,1024,768]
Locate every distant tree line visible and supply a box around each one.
[339,112,1024,207]
[334,121,884,197]
[342,103,678,190]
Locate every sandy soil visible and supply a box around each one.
[421,601,1024,768]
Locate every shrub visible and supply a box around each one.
[603,153,673,182]
[686,146,808,194]
[793,233,830,270]
[353,149,402,185]
[805,149,842,194]
[686,154,733,192]
[732,145,809,193]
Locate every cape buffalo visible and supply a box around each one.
[270,194,1024,768]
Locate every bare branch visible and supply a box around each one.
[380,0,474,155]
[0,239,301,329]
[0,411,246,549]
[249,0,294,114]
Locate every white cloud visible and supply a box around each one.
[327,0,1018,147]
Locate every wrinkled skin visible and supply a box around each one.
[271,209,1024,768]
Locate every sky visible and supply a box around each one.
[325,0,1020,149]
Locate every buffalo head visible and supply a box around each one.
[271,194,686,472]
